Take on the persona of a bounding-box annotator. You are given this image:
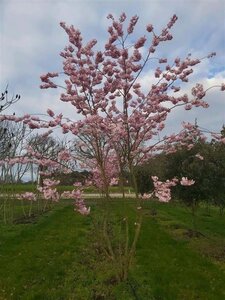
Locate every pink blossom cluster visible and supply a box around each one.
[162,122,207,155]
[38,178,60,202]
[180,177,195,186]
[17,192,37,201]
[110,177,119,186]
[211,133,225,144]
[88,155,120,189]
[141,175,195,202]
[195,153,204,160]
[76,203,90,215]
[40,72,58,89]
[140,193,153,200]
[43,179,60,187]
[61,189,90,215]
[151,176,178,202]
[25,146,73,177]
[58,149,71,161]
[73,181,83,187]
[0,156,32,166]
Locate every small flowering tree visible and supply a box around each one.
[40,13,224,198]
[37,12,225,281]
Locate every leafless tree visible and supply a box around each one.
[0,86,33,183]
[27,134,70,185]
[0,120,32,183]
[0,85,20,113]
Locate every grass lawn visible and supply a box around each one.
[0,184,134,194]
[0,199,225,299]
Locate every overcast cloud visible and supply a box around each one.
[0,0,224,136]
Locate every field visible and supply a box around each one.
[0,184,134,194]
[1,198,225,299]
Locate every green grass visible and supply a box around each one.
[0,184,37,193]
[1,200,225,299]
[135,201,225,299]
[0,202,91,299]
[0,197,57,224]
[59,185,134,193]
[0,183,134,194]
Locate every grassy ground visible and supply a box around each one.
[0,199,225,299]
[0,184,134,194]
[0,183,134,224]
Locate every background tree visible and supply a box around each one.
[0,87,33,183]
[164,137,225,232]
[135,153,167,195]
[0,121,32,183]
[0,86,20,113]
[27,133,71,185]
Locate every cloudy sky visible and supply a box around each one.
[0,0,225,137]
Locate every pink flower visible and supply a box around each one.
[18,192,36,201]
[167,14,178,29]
[185,104,192,110]
[146,24,153,32]
[110,178,118,186]
[43,179,60,187]
[187,144,194,150]
[47,109,55,117]
[180,177,195,186]
[58,150,71,161]
[76,206,90,215]
[140,193,153,200]
[195,153,204,160]
[134,36,146,49]
[61,191,72,199]
[73,182,82,187]
[127,15,139,34]
[159,58,167,63]
[151,176,178,202]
